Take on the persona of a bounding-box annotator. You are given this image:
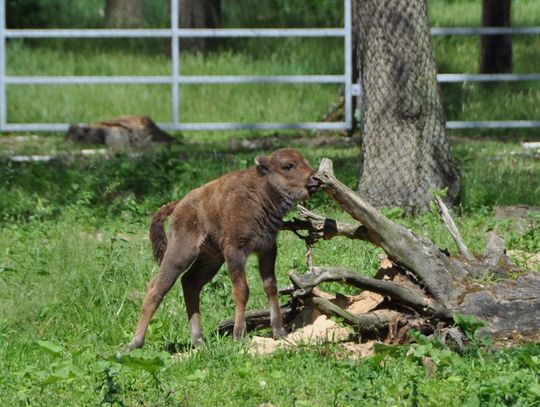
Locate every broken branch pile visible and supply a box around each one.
[219,158,540,346]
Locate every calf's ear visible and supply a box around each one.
[255,156,270,175]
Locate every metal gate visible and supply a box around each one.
[0,0,539,132]
[0,0,354,132]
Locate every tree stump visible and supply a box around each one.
[66,116,174,149]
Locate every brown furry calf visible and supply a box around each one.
[129,149,319,349]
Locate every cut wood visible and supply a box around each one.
[310,296,401,334]
[289,267,451,318]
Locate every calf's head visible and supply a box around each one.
[255,149,319,201]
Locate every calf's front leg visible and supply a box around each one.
[225,250,249,340]
[258,244,287,338]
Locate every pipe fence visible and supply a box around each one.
[0,0,539,132]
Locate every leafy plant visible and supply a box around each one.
[95,363,124,407]
[108,350,172,375]
[453,313,488,342]
[34,339,65,356]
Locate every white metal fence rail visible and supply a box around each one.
[433,26,540,130]
[0,0,539,132]
[0,0,353,132]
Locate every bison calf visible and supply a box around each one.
[129,149,318,349]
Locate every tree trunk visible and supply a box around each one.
[178,0,221,51]
[480,0,512,74]
[105,0,145,28]
[353,0,459,214]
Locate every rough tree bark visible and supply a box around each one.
[219,158,540,345]
[105,0,145,28]
[353,0,459,214]
[480,0,512,74]
[178,0,221,51]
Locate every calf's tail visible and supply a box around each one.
[149,201,180,264]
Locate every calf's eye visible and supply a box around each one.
[282,163,295,171]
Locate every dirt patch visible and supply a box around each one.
[249,314,353,356]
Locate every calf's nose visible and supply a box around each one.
[307,175,320,195]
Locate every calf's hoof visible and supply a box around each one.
[272,327,288,339]
[191,336,203,348]
[128,337,144,351]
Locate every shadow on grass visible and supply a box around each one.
[1,134,538,223]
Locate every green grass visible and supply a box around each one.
[1,1,540,404]
[2,0,539,140]
[430,0,540,27]
[0,140,539,405]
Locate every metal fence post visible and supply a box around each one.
[0,0,6,130]
[170,0,180,127]
[344,0,353,129]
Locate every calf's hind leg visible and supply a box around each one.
[129,237,200,350]
[181,252,223,346]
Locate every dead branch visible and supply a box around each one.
[281,206,373,244]
[310,297,402,333]
[217,304,294,335]
[316,158,464,305]
[434,196,475,261]
[289,267,451,318]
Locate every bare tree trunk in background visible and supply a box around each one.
[105,0,145,28]
[354,0,459,214]
[178,0,221,51]
[480,0,512,73]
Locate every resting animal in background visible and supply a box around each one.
[129,149,319,349]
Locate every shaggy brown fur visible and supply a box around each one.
[129,149,319,349]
